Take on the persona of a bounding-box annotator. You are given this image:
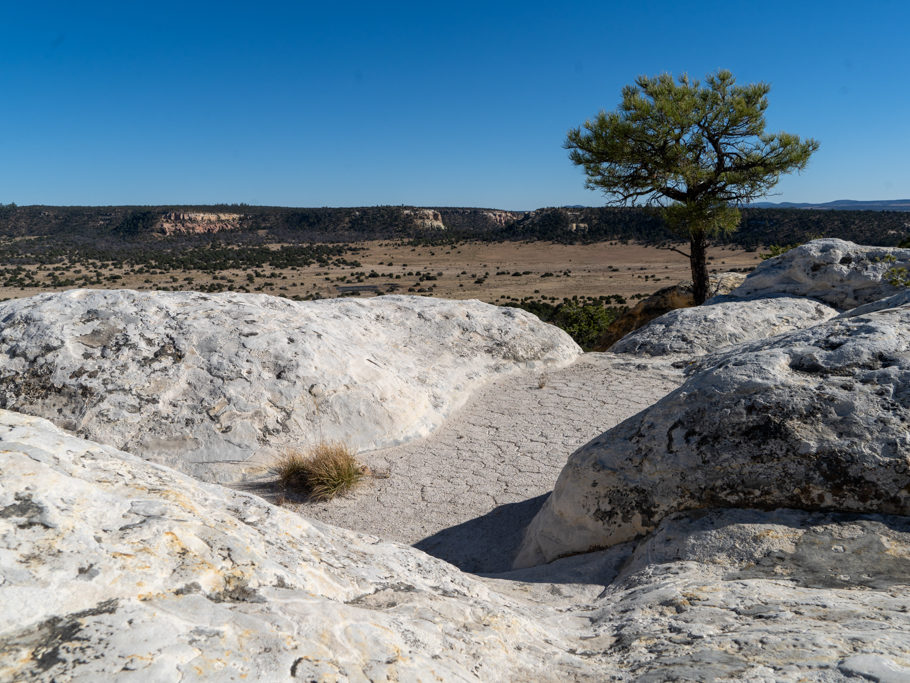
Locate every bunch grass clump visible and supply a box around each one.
[276,442,366,501]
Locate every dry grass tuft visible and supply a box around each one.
[275,442,366,501]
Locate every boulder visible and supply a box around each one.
[0,290,579,483]
[593,272,746,351]
[515,302,910,567]
[609,295,837,356]
[581,507,910,681]
[731,238,910,310]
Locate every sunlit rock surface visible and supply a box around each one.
[595,271,746,351]
[516,303,910,567]
[731,238,910,310]
[4,410,910,681]
[0,290,580,483]
[610,294,837,356]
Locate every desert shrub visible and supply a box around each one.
[275,442,365,501]
[505,299,624,351]
[760,242,802,260]
[886,266,910,287]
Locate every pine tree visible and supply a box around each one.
[566,70,818,303]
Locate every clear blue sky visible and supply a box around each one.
[2,0,908,209]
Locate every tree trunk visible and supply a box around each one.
[690,229,709,305]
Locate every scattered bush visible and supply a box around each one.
[275,442,366,501]
[886,266,910,287]
[760,243,803,260]
[504,299,625,351]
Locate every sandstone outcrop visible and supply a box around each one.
[0,410,599,681]
[0,290,579,483]
[5,410,910,681]
[610,294,837,356]
[516,303,910,567]
[157,212,242,236]
[731,238,910,309]
[594,272,746,350]
[402,208,446,230]
[839,287,910,318]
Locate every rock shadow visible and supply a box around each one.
[413,494,549,574]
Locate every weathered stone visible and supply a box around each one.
[572,507,910,681]
[4,410,910,680]
[515,303,910,567]
[839,287,910,318]
[609,295,837,356]
[732,238,910,310]
[0,290,579,483]
[593,272,746,351]
[0,409,605,681]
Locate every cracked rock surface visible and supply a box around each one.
[0,290,579,484]
[288,353,684,572]
[4,410,910,681]
[516,301,910,568]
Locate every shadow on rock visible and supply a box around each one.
[414,494,549,574]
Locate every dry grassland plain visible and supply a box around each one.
[0,240,763,304]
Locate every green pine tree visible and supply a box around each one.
[566,70,819,303]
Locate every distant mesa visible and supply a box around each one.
[750,198,910,211]
[157,211,242,235]
[401,208,446,230]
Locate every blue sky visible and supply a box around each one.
[1,1,908,208]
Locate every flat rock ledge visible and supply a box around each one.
[516,301,910,568]
[0,290,579,484]
[5,410,910,681]
[731,238,910,310]
[609,294,838,357]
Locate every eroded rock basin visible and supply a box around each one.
[4,410,910,682]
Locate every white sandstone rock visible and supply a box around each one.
[731,238,910,310]
[579,507,910,681]
[4,410,910,680]
[0,409,603,681]
[609,295,837,356]
[515,302,910,567]
[0,290,579,483]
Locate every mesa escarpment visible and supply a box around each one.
[156,211,242,235]
[2,239,910,680]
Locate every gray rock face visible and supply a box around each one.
[732,238,910,310]
[576,507,910,682]
[610,295,838,357]
[515,303,910,568]
[839,288,910,318]
[0,290,579,483]
[5,409,910,681]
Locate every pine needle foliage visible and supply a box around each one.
[566,70,819,303]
